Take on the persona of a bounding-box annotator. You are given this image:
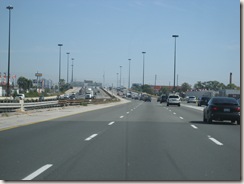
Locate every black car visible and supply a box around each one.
[197,96,210,106]
[143,95,151,102]
[203,97,240,124]
[160,95,167,103]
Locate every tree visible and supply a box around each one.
[159,87,170,95]
[193,80,227,91]
[194,81,203,89]
[17,76,30,92]
[59,79,73,92]
[181,82,191,92]
[226,83,238,89]
[141,84,154,95]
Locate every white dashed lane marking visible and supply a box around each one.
[191,125,198,129]
[208,135,223,146]
[22,164,53,180]
[85,134,98,141]
[108,121,115,125]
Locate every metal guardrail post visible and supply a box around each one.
[20,99,25,112]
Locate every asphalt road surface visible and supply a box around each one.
[0,99,241,181]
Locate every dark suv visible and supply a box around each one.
[144,95,151,102]
[198,96,210,106]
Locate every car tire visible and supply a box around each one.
[167,103,169,106]
[237,120,240,125]
[203,113,207,122]
[207,115,212,123]
[178,104,180,107]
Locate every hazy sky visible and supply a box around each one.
[0,0,240,87]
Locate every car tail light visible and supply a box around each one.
[234,107,240,112]
[212,107,219,111]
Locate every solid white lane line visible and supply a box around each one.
[22,164,53,180]
[191,125,198,129]
[208,135,223,146]
[126,112,130,114]
[173,112,176,115]
[85,134,98,141]
[120,116,124,118]
[179,117,184,119]
[108,121,115,125]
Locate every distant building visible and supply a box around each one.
[219,89,240,99]
[32,78,53,92]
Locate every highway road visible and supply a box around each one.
[0,99,241,181]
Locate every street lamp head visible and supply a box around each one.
[172,35,179,38]
[58,44,63,46]
[66,52,70,54]
[6,6,13,10]
[142,52,146,54]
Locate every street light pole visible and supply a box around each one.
[128,59,131,89]
[119,66,122,88]
[58,44,63,92]
[71,58,74,83]
[66,52,70,84]
[172,35,179,92]
[116,73,119,89]
[6,5,13,97]
[142,52,146,86]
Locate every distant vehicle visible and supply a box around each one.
[122,94,127,98]
[139,95,144,101]
[85,88,94,99]
[187,96,197,103]
[15,94,25,100]
[160,95,167,103]
[197,96,210,106]
[143,95,151,102]
[167,95,181,106]
[85,93,92,99]
[132,94,139,100]
[126,92,132,98]
[203,97,240,124]
[63,94,70,99]
[69,93,76,100]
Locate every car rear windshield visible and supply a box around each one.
[169,96,179,98]
[212,98,238,106]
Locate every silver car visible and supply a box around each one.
[167,95,181,106]
[187,96,197,103]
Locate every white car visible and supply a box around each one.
[187,96,197,103]
[15,94,25,100]
[167,95,181,106]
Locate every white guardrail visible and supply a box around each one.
[0,100,59,112]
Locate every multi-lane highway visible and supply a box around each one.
[0,99,240,181]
